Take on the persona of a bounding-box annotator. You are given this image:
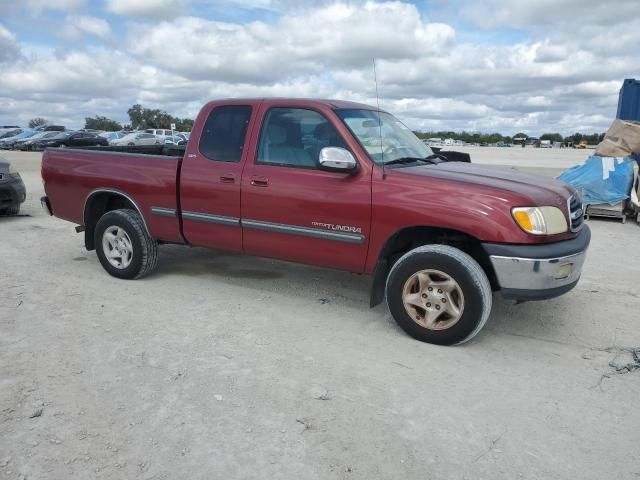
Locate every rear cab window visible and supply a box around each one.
[199,105,252,162]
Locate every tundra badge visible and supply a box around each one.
[312,222,362,234]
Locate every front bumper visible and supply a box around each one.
[0,174,26,209]
[483,226,591,301]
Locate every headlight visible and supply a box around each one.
[512,206,568,235]
[9,164,20,175]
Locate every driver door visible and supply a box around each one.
[241,105,372,272]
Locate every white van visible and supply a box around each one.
[144,129,174,139]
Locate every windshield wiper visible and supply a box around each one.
[383,155,441,167]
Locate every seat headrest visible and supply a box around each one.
[267,123,287,145]
[313,122,333,140]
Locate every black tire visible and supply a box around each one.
[385,244,492,346]
[0,204,20,216]
[94,209,158,279]
[128,142,135,146]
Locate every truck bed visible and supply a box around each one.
[42,148,183,243]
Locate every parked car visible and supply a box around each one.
[16,131,59,150]
[0,128,22,139]
[111,132,161,146]
[35,125,66,132]
[144,128,174,139]
[164,133,189,145]
[41,98,590,346]
[0,156,26,215]
[38,131,108,148]
[100,131,126,144]
[0,130,35,149]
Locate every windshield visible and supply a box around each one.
[336,109,433,164]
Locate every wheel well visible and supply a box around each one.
[369,226,499,307]
[83,192,138,250]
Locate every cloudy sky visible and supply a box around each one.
[0,0,638,134]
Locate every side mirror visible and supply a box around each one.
[318,147,358,173]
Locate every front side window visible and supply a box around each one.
[336,109,433,165]
[199,105,252,162]
[257,108,347,168]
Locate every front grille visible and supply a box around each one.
[568,192,584,231]
[0,191,11,204]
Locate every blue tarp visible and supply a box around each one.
[557,155,636,206]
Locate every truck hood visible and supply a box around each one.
[399,162,574,207]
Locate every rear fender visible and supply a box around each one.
[83,189,149,250]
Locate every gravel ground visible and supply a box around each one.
[1,150,639,480]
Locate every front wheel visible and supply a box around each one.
[385,245,492,345]
[94,209,158,279]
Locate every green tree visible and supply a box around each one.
[175,118,194,131]
[564,132,605,144]
[414,130,515,144]
[127,104,145,129]
[84,116,122,131]
[28,117,48,128]
[540,133,563,143]
[127,104,194,131]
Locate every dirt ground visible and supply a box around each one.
[1,149,639,480]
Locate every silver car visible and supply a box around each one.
[111,132,161,146]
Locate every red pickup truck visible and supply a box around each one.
[41,98,590,345]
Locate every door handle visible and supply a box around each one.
[220,174,235,183]
[250,176,269,187]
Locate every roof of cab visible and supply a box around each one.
[202,98,379,111]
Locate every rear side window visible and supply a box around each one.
[199,106,252,162]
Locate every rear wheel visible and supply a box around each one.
[94,209,158,279]
[385,244,492,345]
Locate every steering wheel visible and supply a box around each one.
[383,145,414,156]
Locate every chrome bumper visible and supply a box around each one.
[483,226,590,301]
[489,250,587,292]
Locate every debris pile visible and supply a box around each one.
[558,85,640,224]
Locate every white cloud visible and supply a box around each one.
[0,1,636,135]
[63,15,111,40]
[128,2,455,83]
[0,24,20,63]
[462,0,640,29]
[22,0,84,13]
[106,0,188,19]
